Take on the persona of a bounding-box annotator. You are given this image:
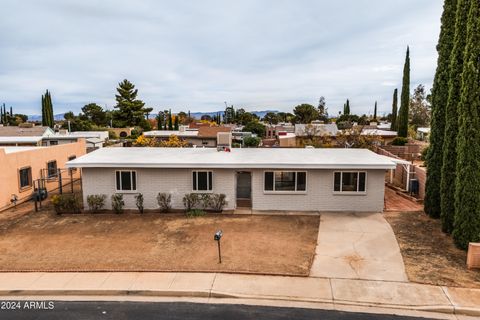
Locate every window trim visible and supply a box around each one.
[115,170,137,193]
[333,171,367,194]
[192,170,213,192]
[46,160,58,179]
[18,166,32,191]
[263,170,307,194]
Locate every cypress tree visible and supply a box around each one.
[453,0,480,249]
[345,99,350,115]
[41,94,47,126]
[47,90,54,127]
[168,110,173,130]
[397,47,411,138]
[373,101,377,121]
[391,89,398,130]
[174,114,179,130]
[0,104,3,125]
[440,0,470,233]
[425,0,458,218]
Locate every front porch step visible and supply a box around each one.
[236,199,252,207]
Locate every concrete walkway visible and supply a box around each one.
[310,212,408,281]
[0,272,479,316]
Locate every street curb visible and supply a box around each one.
[1,289,479,317]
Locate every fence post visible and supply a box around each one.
[70,169,74,193]
[58,169,63,195]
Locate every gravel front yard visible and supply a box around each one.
[0,210,319,276]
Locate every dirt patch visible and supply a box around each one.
[384,211,480,288]
[0,209,319,276]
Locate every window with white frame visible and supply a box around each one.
[115,170,137,191]
[334,172,366,192]
[192,171,213,191]
[264,171,306,192]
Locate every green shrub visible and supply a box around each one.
[111,194,125,214]
[157,193,171,213]
[186,209,206,218]
[52,194,81,214]
[86,194,107,212]
[199,193,213,210]
[391,137,409,146]
[182,193,199,211]
[420,146,429,162]
[135,193,144,214]
[211,193,227,212]
[243,136,261,147]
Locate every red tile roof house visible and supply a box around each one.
[67,148,399,212]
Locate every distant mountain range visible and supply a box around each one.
[27,110,279,122]
[28,114,66,122]
[187,110,278,119]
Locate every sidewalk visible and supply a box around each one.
[0,272,479,317]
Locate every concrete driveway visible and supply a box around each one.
[310,212,408,282]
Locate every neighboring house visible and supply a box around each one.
[0,139,86,211]
[361,129,398,145]
[67,148,397,212]
[265,124,294,139]
[294,123,339,137]
[109,127,135,138]
[278,132,296,147]
[197,126,232,147]
[42,131,109,152]
[416,127,431,141]
[0,126,108,152]
[0,125,54,146]
[144,126,232,147]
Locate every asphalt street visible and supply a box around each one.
[0,301,437,320]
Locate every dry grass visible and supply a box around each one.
[0,208,319,276]
[385,210,480,288]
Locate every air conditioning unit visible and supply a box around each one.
[467,243,480,269]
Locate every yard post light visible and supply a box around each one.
[214,230,223,263]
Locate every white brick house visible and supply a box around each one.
[66,148,398,212]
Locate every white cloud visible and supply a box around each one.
[0,0,442,116]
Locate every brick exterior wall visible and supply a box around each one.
[251,169,385,212]
[81,167,386,212]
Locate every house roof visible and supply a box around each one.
[0,146,45,154]
[0,126,53,137]
[143,130,199,138]
[66,147,397,170]
[417,127,431,134]
[0,136,43,144]
[294,124,339,136]
[361,129,398,136]
[197,126,232,138]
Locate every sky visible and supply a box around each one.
[0,0,443,116]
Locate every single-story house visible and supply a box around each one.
[42,131,109,151]
[361,129,398,145]
[0,125,54,146]
[67,148,397,212]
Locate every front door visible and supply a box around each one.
[236,172,252,207]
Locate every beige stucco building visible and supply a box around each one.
[68,147,397,212]
[0,140,86,211]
